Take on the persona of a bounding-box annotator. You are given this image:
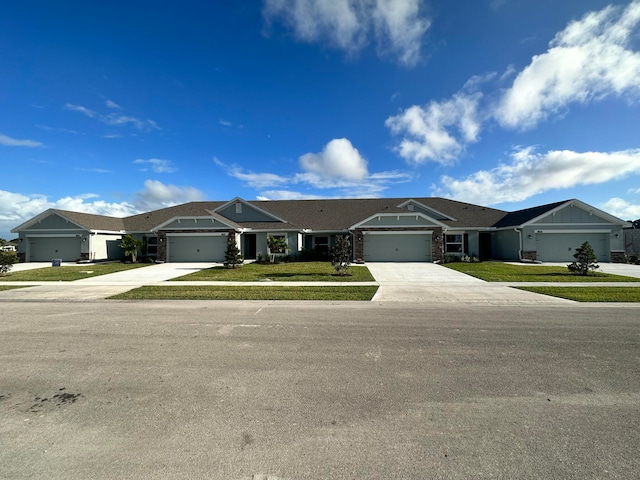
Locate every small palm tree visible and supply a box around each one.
[119,235,145,263]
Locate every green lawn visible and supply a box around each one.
[517,286,640,302]
[444,262,640,282]
[173,262,376,282]
[0,262,151,281]
[109,285,378,301]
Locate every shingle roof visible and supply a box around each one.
[34,198,515,233]
[492,200,569,228]
[53,209,127,231]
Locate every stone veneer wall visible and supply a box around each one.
[610,251,627,263]
[354,227,443,263]
[155,229,235,262]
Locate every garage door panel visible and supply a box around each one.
[364,234,431,262]
[29,237,82,262]
[168,236,227,262]
[536,233,609,262]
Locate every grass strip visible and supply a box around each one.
[174,262,375,282]
[109,285,378,301]
[0,285,29,292]
[0,263,151,282]
[517,286,640,302]
[445,262,640,282]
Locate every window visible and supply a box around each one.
[445,234,463,253]
[314,236,329,253]
[144,236,158,257]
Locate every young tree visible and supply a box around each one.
[224,237,244,268]
[567,241,599,276]
[0,250,19,275]
[119,234,145,263]
[330,234,352,276]
[267,235,288,263]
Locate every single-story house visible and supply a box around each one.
[11,197,630,263]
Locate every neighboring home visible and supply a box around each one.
[11,197,630,264]
[1,244,17,252]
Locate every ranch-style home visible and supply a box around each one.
[11,197,629,264]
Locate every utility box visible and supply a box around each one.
[52,259,62,267]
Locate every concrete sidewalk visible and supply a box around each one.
[3,261,638,305]
[366,262,574,304]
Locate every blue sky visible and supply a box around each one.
[2,0,640,239]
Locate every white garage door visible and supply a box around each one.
[167,235,228,262]
[28,237,82,262]
[536,233,609,262]
[364,233,431,262]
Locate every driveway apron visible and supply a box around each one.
[366,263,572,304]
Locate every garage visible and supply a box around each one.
[167,234,228,262]
[536,232,610,262]
[28,236,82,262]
[363,232,432,262]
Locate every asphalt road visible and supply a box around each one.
[1,301,639,479]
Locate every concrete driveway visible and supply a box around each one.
[1,263,219,301]
[366,262,572,304]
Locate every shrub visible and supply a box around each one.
[567,241,599,276]
[330,235,352,276]
[223,238,243,269]
[0,250,19,275]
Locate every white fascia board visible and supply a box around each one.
[363,230,434,235]
[522,199,630,227]
[214,197,287,223]
[166,232,230,237]
[350,212,449,230]
[396,199,457,221]
[534,229,612,234]
[11,209,87,232]
[152,215,239,231]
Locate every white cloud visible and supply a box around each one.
[219,120,232,127]
[133,180,205,211]
[299,138,369,180]
[0,189,138,240]
[385,92,482,164]
[0,180,207,239]
[257,190,325,200]
[495,0,640,129]
[216,138,413,197]
[435,147,640,205]
[0,133,43,148]
[65,103,160,131]
[134,158,177,174]
[105,100,122,109]
[263,0,430,66]
[600,198,640,220]
[214,158,289,188]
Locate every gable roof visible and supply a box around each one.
[11,208,127,233]
[493,200,569,228]
[17,197,624,235]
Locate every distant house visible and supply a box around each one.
[11,197,630,263]
[1,244,17,252]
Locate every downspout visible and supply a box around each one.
[515,228,523,262]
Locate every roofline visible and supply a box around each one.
[396,199,457,221]
[214,197,287,223]
[151,215,240,231]
[521,199,631,227]
[11,209,89,233]
[350,211,450,230]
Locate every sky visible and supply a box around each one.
[2,0,640,240]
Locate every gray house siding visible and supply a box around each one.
[492,229,521,261]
